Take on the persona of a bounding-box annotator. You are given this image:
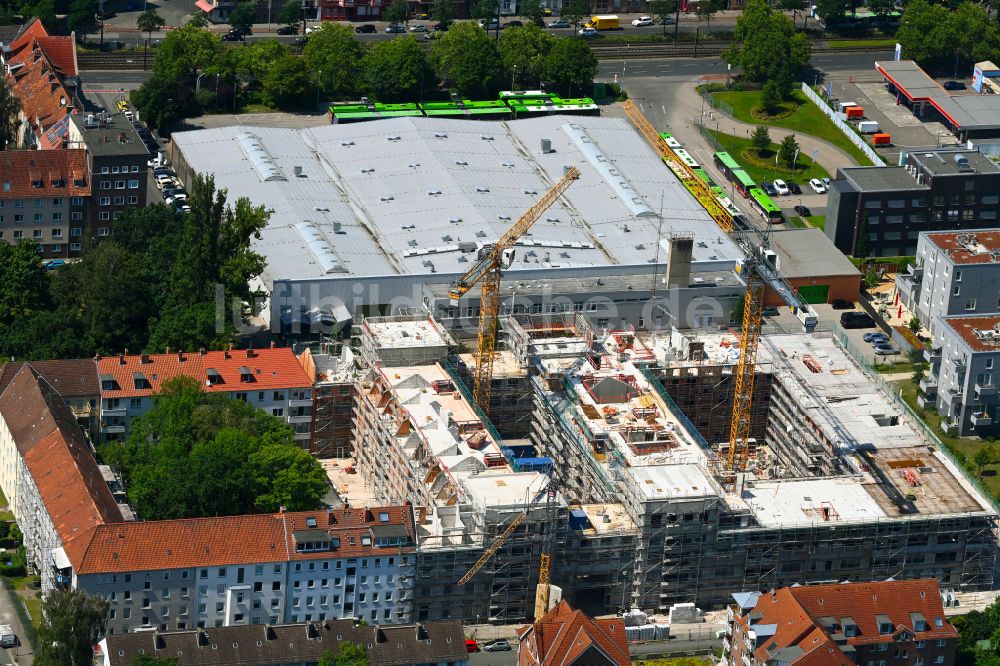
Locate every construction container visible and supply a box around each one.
[857,120,880,134]
[625,626,642,642]
[845,106,864,119]
[873,133,892,145]
[837,101,857,113]
[654,624,671,640]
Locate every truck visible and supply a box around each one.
[587,14,620,29]
[857,120,880,134]
[0,624,16,648]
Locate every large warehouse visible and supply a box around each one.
[171,116,745,333]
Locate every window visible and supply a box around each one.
[218,568,226,577]
[200,569,208,579]
[272,408,284,417]
[962,209,974,220]
[955,271,962,282]
[936,640,947,648]
[127,195,138,204]
[51,228,62,238]
[115,180,126,189]
[916,641,925,649]
[71,197,84,206]
[966,299,977,311]
[51,212,62,222]
[70,242,80,251]
[934,657,944,664]
[99,212,110,221]
[114,196,124,205]
[71,227,82,237]
[132,165,140,172]
[112,166,120,174]
[52,197,63,206]
[953,286,961,296]
[987,359,994,370]
[71,212,82,221]
[50,244,60,253]
[32,229,42,239]
[216,602,224,612]
[13,214,22,223]
[34,198,44,208]
[131,398,142,408]
[33,213,43,222]
[128,179,140,189]
[102,180,111,190]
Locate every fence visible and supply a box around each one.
[698,90,735,120]
[799,82,886,167]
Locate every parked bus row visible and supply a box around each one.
[329,91,599,124]
[712,150,784,223]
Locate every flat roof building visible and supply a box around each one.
[764,229,861,306]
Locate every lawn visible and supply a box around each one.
[827,38,898,49]
[710,89,875,167]
[786,216,808,228]
[706,129,830,184]
[805,214,826,230]
[893,379,1000,499]
[788,215,826,230]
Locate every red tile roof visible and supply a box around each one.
[8,19,77,76]
[925,230,1000,265]
[518,601,629,666]
[0,365,123,563]
[0,149,90,197]
[941,315,1000,353]
[732,580,956,666]
[97,348,313,398]
[6,44,77,149]
[73,505,415,574]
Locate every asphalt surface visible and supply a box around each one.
[0,585,33,665]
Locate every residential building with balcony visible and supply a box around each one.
[724,580,958,666]
[96,348,315,445]
[827,147,1000,257]
[0,150,90,258]
[73,505,417,635]
[896,230,1000,338]
[924,315,1000,437]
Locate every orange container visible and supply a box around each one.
[873,133,892,145]
[845,106,865,119]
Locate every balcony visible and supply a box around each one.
[975,382,997,398]
[916,393,933,409]
[102,424,126,434]
[941,419,959,436]
[102,406,127,417]
[723,637,731,653]
[288,414,312,424]
[289,398,313,408]
[924,347,941,363]
[972,412,993,427]
[918,376,938,396]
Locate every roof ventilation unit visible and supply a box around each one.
[541,138,553,154]
[954,154,973,172]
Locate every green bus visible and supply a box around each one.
[731,169,755,196]
[658,131,681,149]
[694,168,715,187]
[499,90,555,104]
[329,102,422,124]
[507,97,599,118]
[748,187,783,223]
[713,151,741,176]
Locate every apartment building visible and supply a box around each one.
[922,315,1000,437]
[0,150,90,258]
[518,601,629,666]
[100,619,469,666]
[66,111,149,238]
[302,345,360,457]
[96,348,314,445]
[724,580,958,666]
[897,230,1000,336]
[0,358,100,437]
[74,506,416,635]
[827,147,1000,256]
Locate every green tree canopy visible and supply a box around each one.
[23,0,55,23]
[0,76,18,150]
[499,24,553,89]
[695,0,722,27]
[648,0,677,34]
[519,0,546,25]
[137,8,167,36]
[0,241,50,321]
[384,0,408,25]
[361,37,434,102]
[760,79,783,114]
[559,0,590,29]
[153,24,223,81]
[228,1,258,33]
[750,125,770,155]
[430,22,504,98]
[133,655,181,666]
[431,0,455,26]
[778,133,799,168]
[303,23,365,100]
[543,37,597,97]
[68,0,100,34]
[231,39,289,83]
[36,589,109,666]
[277,0,301,26]
[103,376,329,520]
[724,0,810,84]
[263,53,313,109]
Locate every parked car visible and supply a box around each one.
[221,30,244,41]
[175,204,192,214]
[478,18,501,29]
[840,311,875,329]
[165,194,188,206]
[773,179,790,195]
[943,80,966,90]
[386,23,406,33]
[874,342,901,355]
[831,299,854,310]
[809,178,827,194]
[42,259,65,270]
[786,180,802,194]
[466,640,480,653]
[632,15,653,26]
[761,181,778,196]
[548,18,571,27]
[304,24,321,33]
[432,22,450,30]
[505,19,523,27]
[355,23,376,32]
[484,640,512,652]
[277,24,298,34]
[762,307,780,317]
[578,26,598,36]
[659,15,675,23]
[409,23,428,31]
[793,204,811,217]
[863,331,889,344]
[155,174,177,188]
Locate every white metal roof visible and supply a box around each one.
[172,116,741,288]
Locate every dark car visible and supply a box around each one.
[221,30,245,41]
[943,80,966,90]
[840,311,876,329]
[432,21,450,30]
[831,299,854,310]
[793,204,811,217]
[505,19,523,27]
[762,307,780,317]
[761,182,778,196]
[355,23,376,32]
[277,24,298,34]
[97,8,116,19]
[786,180,802,194]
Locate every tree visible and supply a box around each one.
[137,9,167,71]
[750,125,770,156]
[519,0,546,25]
[813,0,848,25]
[560,0,590,30]
[384,0,408,26]
[724,0,810,85]
[251,443,332,512]
[276,0,301,26]
[0,76,20,150]
[0,241,50,322]
[23,0,56,22]
[131,74,195,134]
[897,0,951,66]
[228,1,258,33]
[188,10,210,26]
[695,0,721,28]
[263,54,312,109]
[542,37,597,97]
[303,23,364,100]
[431,0,455,27]
[862,267,881,290]
[854,213,872,259]
[133,655,181,666]
[499,25,553,89]
[430,22,504,98]
[760,80,783,115]
[907,315,921,334]
[153,24,223,82]
[232,39,288,83]
[36,589,109,666]
[974,445,995,478]
[776,0,805,27]
[361,37,434,102]
[68,0,100,36]
[333,642,370,666]
[778,134,799,168]
[648,0,676,34]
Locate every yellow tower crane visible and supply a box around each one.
[622,100,816,473]
[448,166,582,413]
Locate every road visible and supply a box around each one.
[0,585,34,665]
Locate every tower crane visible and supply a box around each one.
[623,100,817,473]
[449,166,581,413]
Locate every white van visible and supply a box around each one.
[0,624,16,648]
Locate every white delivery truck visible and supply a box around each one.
[0,624,16,648]
[857,120,880,134]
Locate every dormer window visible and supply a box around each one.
[99,374,119,391]
[238,366,255,383]
[379,512,389,523]
[206,368,224,386]
[132,372,150,390]
[877,615,894,635]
